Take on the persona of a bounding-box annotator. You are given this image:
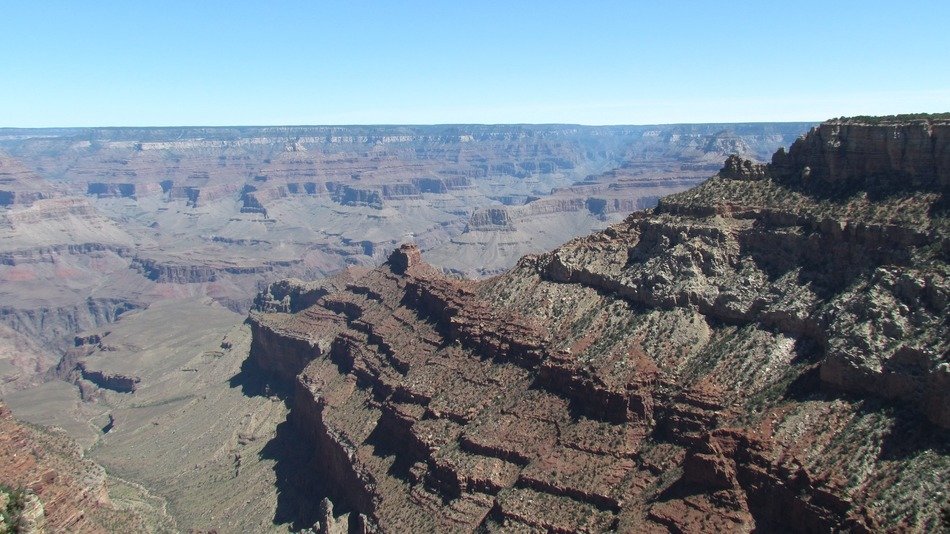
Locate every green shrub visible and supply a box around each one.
[0,485,28,534]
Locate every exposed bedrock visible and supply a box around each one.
[0,242,132,266]
[0,404,146,531]
[240,175,473,214]
[255,278,345,314]
[326,183,384,209]
[543,204,946,428]
[167,185,201,206]
[250,244,908,532]
[381,183,419,199]
[770,115,950,193]
[466,208,514,231]
[281,181,325,195]
[719,154,768,182]
[0,154,56,207]
[131,256,299,284]
[248,310,339,386]
[86,182,137,198]
[239,184,269,215]
[246,116,948,532]
[0,190,47,207]
[132,258,220,283]
[416,176,473,192]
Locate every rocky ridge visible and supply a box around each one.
[247,116,948,532]
[0,124,813,530]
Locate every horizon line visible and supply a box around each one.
[0,120,826,131]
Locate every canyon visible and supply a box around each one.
[23,119,950,531]
[0,122,811,531]
[244,115,949,532]
[0,123,807,385]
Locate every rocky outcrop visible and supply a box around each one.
[86,182,136,198]
[719,154,768,181]
[240,184,269,215]
[770,114,950,193]
[131,257,300,284]
[466,208,514,231]
[132,258,219,283]
[248,116,948,532]
[167,185,201,206]
[464,196,642,233]
[283,181,325,195]
[381,183,420,199]
[0,154,55,207]
[0,297,141,352]
[327,183,384,209]
[520,197,587,216]
[377,177,474,199]
[255,279,332,314]
[0,243,131,266]
[2,198,102,226]
[76,361,140,393]
[0,190,47,207]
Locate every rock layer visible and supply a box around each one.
[770,114,950,193]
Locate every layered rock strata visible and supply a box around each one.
[770,114,950,193]
[249,116,948,532]
[0,154,56,207]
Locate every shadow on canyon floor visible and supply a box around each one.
[228,356,295,399]
[229,358,339,530]
[260,418,334,531]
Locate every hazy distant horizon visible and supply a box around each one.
[1,1,947,127]
[0,106,941,131]
[0,120,825,131]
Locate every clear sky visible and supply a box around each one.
[1,1,948,127]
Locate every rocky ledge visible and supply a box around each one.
[247,116,948,532]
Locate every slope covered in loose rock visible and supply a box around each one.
[246,115,949,532]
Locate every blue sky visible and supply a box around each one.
[1,1,947,126]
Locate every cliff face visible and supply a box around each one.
[770,115,950,193]
[466,208,515,231]
[247,116,948,532]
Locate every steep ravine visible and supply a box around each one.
[246,115,948,532]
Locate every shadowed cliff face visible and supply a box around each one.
[247,116,948,533]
